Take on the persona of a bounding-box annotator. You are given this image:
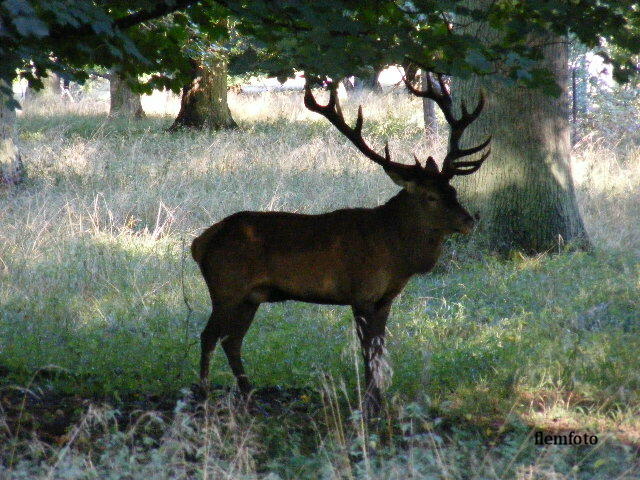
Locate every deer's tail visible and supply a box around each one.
[191,233,215,292]
[191,222,227,280]
[190,234,206,265]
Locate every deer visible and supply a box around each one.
[191,73,491,415]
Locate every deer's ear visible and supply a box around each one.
[424,156,439,175]
[384,168,418,192]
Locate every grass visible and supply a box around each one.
[1,85,639,478]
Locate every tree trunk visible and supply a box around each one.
[365,66,383,91]
[569,48,589,146]
[23,84,35,102]
[1,100,24,186]
[169,56,237,131]
[353,66,383,92]
[109,72,145,118]
[341,77,355,91]
[403,63,419,86]
[452,38,589,253]
[421,71,438,140]
[47,73,62,95]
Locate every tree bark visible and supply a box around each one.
[169,56,237,131]
[421,71,438,140]
[341,77,355,91]
[452,38,589,253]
[109,72,145,118]
[1,99,24,186]
[353,65,383,92]
[47,73,62,95]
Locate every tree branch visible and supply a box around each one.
[48,0,201,40]
[114,0,201,30]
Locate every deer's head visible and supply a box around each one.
[384,165,476,234]
[304,73,491,235]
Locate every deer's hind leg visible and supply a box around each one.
[200,308,221,388]
[352,299,393,417]
[199,301,259,394]
[221,301,259,394]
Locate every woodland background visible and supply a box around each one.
[1,2,639,478]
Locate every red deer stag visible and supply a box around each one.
[191,74,491,413]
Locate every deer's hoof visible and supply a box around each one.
[190,382,209,401]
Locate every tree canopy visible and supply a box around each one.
[0,0,224,106]
[2,0,639,106]
[226,1,639,90]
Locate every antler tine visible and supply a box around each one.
[458,89,485,125]
[464,135,491,158]
[460,99,470,118]
[443,147,491,177]
[441,89,491,179]
[304,81,419,179]
[403,72,456,125]
[403,69,492,180]
[355,105,363,135]
[441,140,492,179]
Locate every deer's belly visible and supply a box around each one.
[250,288,351,306]
[248,265,394,306]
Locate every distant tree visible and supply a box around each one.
[169,18,237,131]
[420,71,437,138]
[109,70,145,119]
[0,95,23,185]
[569,41,590,145]
[353,65,383,91]
[170,55,236,130]
[46,72,62,96]
[581,51,640,148]
[0,0,222,184]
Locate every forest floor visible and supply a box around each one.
[1,88,639,479]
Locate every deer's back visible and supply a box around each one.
[191,209,407,305]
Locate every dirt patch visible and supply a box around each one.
[0,382,320,447]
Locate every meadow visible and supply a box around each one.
[0,84,639,479]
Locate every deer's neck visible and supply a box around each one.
[377,190,446,275]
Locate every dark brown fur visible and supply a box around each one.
[192,183,475,409]
[192,76,490,414]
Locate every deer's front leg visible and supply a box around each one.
[352,300,392,417]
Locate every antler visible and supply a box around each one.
[404,72,491,179]
[304,82,431,181]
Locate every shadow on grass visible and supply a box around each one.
[18,111,425,147]
[2,233,640,480]
[18,112,174,139]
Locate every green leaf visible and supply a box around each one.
[12,16,48,37]
[465,49,493,73]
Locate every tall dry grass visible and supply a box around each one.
[572,138,640,254]
[5,88,428,265]
[7,85,639,257]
